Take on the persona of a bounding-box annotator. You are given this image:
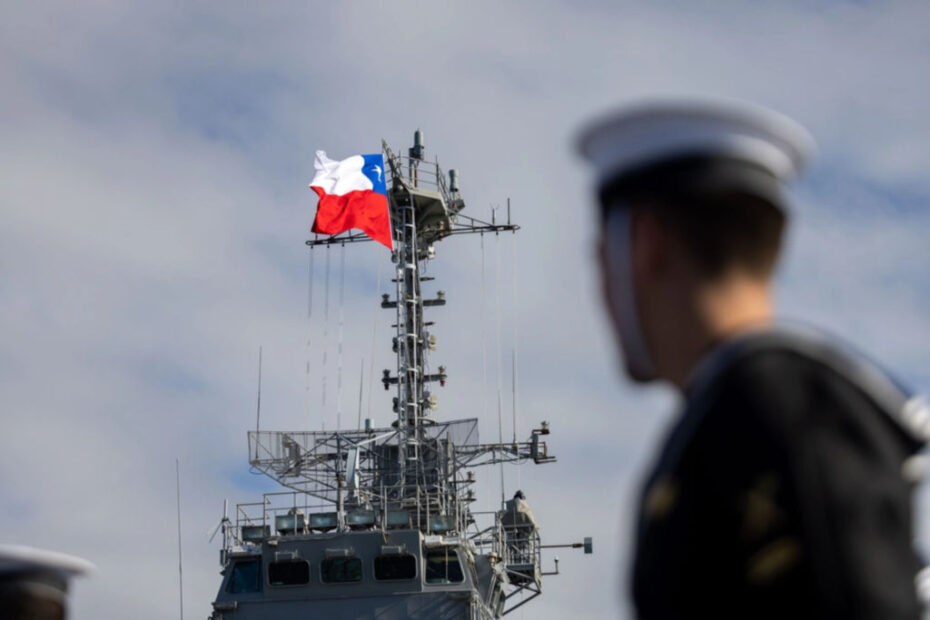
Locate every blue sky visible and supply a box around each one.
[2,2,929,618]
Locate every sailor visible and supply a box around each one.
[0,544,93,620]
[501,489,539,530]
[576,99,928,619]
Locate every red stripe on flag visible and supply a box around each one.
[310,188,393,250]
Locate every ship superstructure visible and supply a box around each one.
[209,132,590,620]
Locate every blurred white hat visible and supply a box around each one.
[0,544,94,581]
[576,98,815,205]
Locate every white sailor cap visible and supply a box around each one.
[0,545,92,617]
[576,99,815,212]
[0,544,93,583]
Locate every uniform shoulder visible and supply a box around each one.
[715,345,834,405]
[695,330,924,458]
[697,346,819,438]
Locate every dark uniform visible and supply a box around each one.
[632,328,926,619]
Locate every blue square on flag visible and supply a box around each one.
[361,154,387,196]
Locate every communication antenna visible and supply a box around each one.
[366,258,383,425]
[336,242,346,429]
[255,346,263,460]
[510,198,518,447]
[357,358,365,431]
[321,245,332,425]
[306,246,315,428]
[175,458,184,620]
[207,499,230,543]
[493,204,506,508]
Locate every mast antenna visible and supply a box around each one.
[494,206,506,508]
[366,259,383,425]
[510,198,519,447]
[255,346,262,460]
[306,247,315,428]
[175,458,184,620]
[321,245,331,428]
[336,242,346,429]
[357,357,365,432]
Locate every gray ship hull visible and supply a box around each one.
[215,592,470,620]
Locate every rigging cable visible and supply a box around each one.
[306,247,315,429]
[321,245,331,430]
[511,218,522,491]
[511,204,519,447]
[336,241,346,430]
[494,210,506,509]
[175,458,184,620]
[357,357,365,432]
[480,233,487,430]
[255,346,263,460]
[366,254,385,428]
[480,232,494,507]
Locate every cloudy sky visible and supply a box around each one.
[2,1,929,618]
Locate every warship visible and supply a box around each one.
[208,132,591,620]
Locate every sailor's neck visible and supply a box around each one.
[650,276,774,391]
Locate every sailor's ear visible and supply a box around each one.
[595,229,624,337]
[596,232,613,300]
[596,232,608,275]
[631,209,670,281]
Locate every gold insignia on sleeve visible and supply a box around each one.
[746,537,802,584]
[739,473,782,542]
[643,476,679,521]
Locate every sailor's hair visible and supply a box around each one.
[601,162,788,280]
[597,154,785,218]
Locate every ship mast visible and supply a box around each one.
[214,131,592,620]
[250,131,553,533]
[381,130,525,526]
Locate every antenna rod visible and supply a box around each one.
[336,242,346,429]
[511,215,518,446]
[357,358,365,431]
[495,222,505,508]
[322,246,331,427]
[306,248,315,429]
[176,458,184,620]
[255,346,263,460]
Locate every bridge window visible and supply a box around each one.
[226,559,261,593]
[425,549,464,584]
[268,560,310,586]
[321,557,362,583]
[374,554,417,580]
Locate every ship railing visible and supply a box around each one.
[246,420,479,500]
[501,523,540,568]
[465,510,506,559]
[230,491,337,545]
[238,473,470,515]
[467,509,542,588]
[229,486,477,542]
[382,141,457,205]
[248,420,478,468]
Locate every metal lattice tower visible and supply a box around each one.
[209,132,596,620]
[251,131,554,535]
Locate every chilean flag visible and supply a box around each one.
[309,151,393,250]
